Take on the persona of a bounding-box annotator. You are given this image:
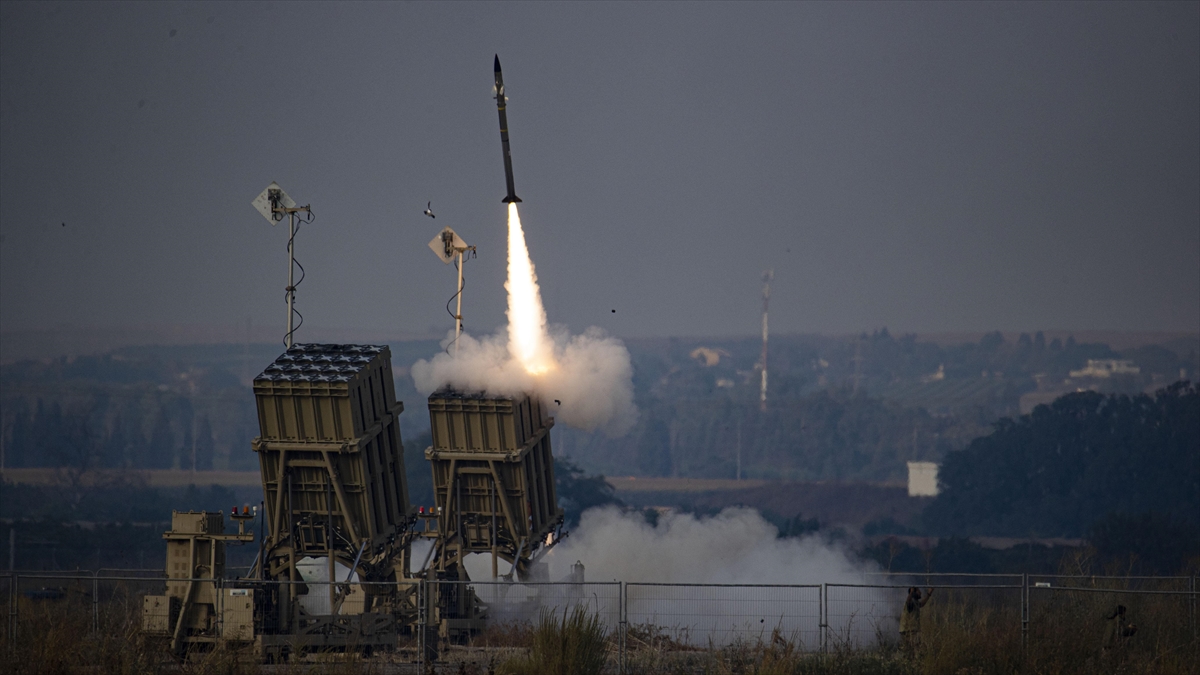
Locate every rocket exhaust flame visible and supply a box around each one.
[505,203,554,375]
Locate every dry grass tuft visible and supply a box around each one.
[496,606,609,675]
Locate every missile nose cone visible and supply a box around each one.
[494,55,501,73]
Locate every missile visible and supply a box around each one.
[494,55,522,204]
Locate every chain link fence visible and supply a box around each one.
[623,583,819,673]
[3,571,174,670]
[0,570,1195,671]
[1,573,11,644]
[826,583,1023,651]
[425,580,622,671]
[1029,584,1196,665]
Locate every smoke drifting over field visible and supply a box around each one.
[545,506,874,585]
[533,506,889,647]
[412,204,637,436]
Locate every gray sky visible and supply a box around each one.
[2,1,1197,343]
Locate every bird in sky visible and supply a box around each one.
[424,202,435,219]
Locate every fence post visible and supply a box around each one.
[619,581,626,674]
[92,572,99,634]
[216,577,223,642]
[9,573,16,645]
[1191,575,1196,641]
[417,579,426,671]
[1021,573,1028,654]
[820,583,827,654]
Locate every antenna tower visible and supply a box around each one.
[251,182,312,349]
[760,269,773,412]
[428,226,475,355]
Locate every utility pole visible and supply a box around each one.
[760,269,773,412]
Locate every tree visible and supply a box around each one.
[403,431,435,510]
[980,331,1005,352]
[194,416,215,471]
[148,408,175,470]
[636,416,672,477]
[924,383,1200,538]
[554,457,622,527]
[1088,512,1200,575]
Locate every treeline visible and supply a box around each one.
[925,382,1200,540]
[0,482,265,570]
[558,331,1195,481]
[2,333,1193,483]
[618,329,1195,418]
[565,386,988,482]
[0,350,264,471]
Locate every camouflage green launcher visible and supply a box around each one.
[252,344,412,573]
[425,390,564,580]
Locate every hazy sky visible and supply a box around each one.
[2,1,1197,342]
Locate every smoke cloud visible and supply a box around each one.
[411,327,637,436]
[520,507,892,648]
[544,506,873,585]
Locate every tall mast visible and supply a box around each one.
[760,269,773,412]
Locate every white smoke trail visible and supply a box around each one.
[411,204,637,435]
[504,203,555,375]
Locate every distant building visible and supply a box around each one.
[907,461,939,497]
[690,347,731,367]
[1069,359,1139,379]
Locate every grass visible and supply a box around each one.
[0,580,1195,674]
[496,606,610,675]
[620,586,1196,675]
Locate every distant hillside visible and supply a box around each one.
[925,382,1200,538]
[1,330,1193,484]
[559,329,1196,482]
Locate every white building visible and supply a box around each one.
[1069,359,1139,379]
[907,461,940,497]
